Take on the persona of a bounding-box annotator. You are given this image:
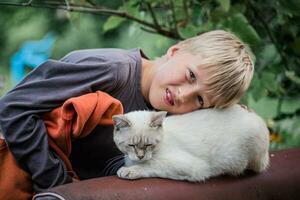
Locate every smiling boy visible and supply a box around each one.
[142,30,254,113]
[0,30,254,191]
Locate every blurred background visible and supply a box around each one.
[0,0,299,150]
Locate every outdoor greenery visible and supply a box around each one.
[0,0,299,150]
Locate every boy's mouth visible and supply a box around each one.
[165,88,175,106]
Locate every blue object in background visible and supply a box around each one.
[10,33,56,84]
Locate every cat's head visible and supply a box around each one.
[112,111,167,163]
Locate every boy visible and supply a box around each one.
[0,30,254,191]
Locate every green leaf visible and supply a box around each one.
[174,0,184,7]
[259,44,278,68]
[178,23,199,39]
[191,4,201,22]
[103,16,126,32]
[226,13,261,46]
[119,1,139,17]
[248,74,268,101]
[250,87,268,102]
[291,38,300,56]
[285,71,300,85]
[260,72,278,93]
[248,95,279,119]
[217,0,230,12]
[281,97,300,114]
[275,116,300,138]
[279,0,300,16]
[103,1,140,32]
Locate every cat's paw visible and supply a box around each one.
[117,166,142,180]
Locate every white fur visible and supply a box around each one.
[113,104,270,182]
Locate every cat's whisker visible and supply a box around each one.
[102,155,124,176]
[111,159,125,175]
[105,159,124,176]
[106,154,123,163]
[103,162,119,176]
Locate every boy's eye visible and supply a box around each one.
[197,95,204,107]
[186,69,196,83]
[188,69,196,82]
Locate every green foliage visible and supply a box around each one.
[281,97,300,114]
[218,0,230,12]
[51,14,105,58]
[103,16,126,32]
[0,67,12,97]
[270,116,300,150]
[222,13,261,46]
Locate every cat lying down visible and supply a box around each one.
[112,104,270,182]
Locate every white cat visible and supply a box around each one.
[112,104,269,182]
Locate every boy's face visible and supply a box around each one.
[148,48,212,114]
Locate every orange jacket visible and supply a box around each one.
[43,91,123,179]
[0,91,123,200]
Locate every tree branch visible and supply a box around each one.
[144,1,159,28]
[64,0,70,10]
[23,0,34,6]
[169,0,179,34]
[0,1,182,40]
[183,0,189,23]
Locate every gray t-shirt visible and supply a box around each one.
[0,48,151,191]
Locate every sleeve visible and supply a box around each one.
[0,52,118,191]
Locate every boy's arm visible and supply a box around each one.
[0,57,117,191]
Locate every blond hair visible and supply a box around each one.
[177,30,255,108]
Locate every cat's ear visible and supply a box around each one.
[149,111,167,128]
[112,115,131,130]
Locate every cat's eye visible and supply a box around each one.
[149,123,161,128]
[128,144,135,147]
[116,126,129,131]
[146,144,153,147]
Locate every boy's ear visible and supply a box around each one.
[166,45,180,59]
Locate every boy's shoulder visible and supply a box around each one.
[56,48,143,88]
[60,48,141,65]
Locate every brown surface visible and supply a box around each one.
[34,148,300,200]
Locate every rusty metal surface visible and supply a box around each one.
[34,148,300,200]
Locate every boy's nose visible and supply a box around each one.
[176,85,197,105]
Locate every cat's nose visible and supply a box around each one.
[137,155,144,160]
